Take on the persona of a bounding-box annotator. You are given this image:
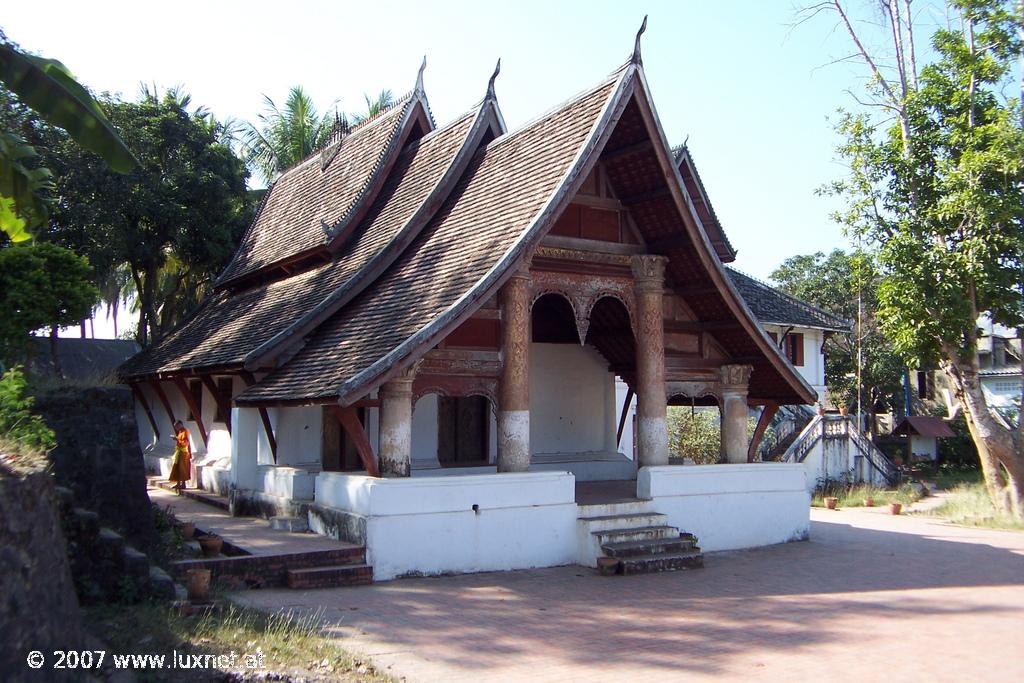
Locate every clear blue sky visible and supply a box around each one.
[4,1,931,281]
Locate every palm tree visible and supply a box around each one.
[242,86,335,184]
[350,89,395,125]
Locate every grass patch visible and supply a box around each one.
[812,482,924,508]
[920,481,1024,531]
[84,601,391,682]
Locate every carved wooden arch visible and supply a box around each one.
[582,291,637,341]
[667,380,722,406]
[529,287,587,344]
[412,377,499,415]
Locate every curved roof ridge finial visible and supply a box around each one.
[632,15,648,66]
[415,55,427,94]
[486,58,501,100]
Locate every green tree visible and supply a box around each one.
[242,86,335,184]
[811,0,1024,516]
[0,30,135,242]
[44,87,253,346]
[350,89,395,124]
[0,242,98,367]
[771,249,906,427]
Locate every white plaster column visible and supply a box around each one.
[720,364,753,464]
[632,254,670,467]
[230,407,259,491]
[379,364,418,477]
[498,268,531,472]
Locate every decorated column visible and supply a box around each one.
[719,364,753,464]
[497,268,531,472]
[378,363,419,477]
[632,254,669,467]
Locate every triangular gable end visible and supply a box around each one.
[214,73,437,292]
[330,61,815,406]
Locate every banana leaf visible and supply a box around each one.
[0,43,137,173]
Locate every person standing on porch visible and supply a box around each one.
[169,420,192,494]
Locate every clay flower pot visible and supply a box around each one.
[824,497,838,510]
[889,502,903,515]
[181,521,196,540]
[863,498,875,508]
[197,534,224,557]
[597,557,619,576]
[185,568,211,603]
[838,406,849,416]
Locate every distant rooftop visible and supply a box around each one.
[726,267,850,332]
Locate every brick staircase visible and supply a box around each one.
[172,543,372,590]
[576,503,704,574]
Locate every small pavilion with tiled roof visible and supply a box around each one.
[121,23,814,579]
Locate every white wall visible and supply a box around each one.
[271,405,323,469]
[910,435,937,460]
[411,393,498,470]
[638,464,810,551]
[315,471,578,580]
[764,325,828,402]
[530,343,616,455]
[614,379,636,459]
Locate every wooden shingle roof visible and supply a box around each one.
[236,72,624,404]
[216,89,430,288]
[121,101,485,378]
[726,268,850,332]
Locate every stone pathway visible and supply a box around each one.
[234,507,1024,682]
[149,484,358,556]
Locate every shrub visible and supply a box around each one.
[0,366,55,452]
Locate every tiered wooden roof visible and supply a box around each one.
[122,37,817,406]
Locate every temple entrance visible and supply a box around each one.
[437,396,489,466]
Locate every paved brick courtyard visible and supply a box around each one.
[234,508,1024,682]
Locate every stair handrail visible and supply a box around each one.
[781,414,823,463]
[845,420,899,485]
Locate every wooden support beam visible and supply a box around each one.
[172,376,208,448]
[130,382,160,439]
[674,283,721,297]
[200,375,231,435]
[238,371,277,463]
[257,407,277,464]
[747,402,779,463]
[665,320,742,333]
[330,405,380,477]
[350,398,381,409]
[147,379,176,427]
[602,139,653,162]
[664,354,763,369]
[621,186,672,205]
[617,387,635,447]
[646,234,690,252]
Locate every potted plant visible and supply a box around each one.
[863,497,875,507]
[180,520,196,540]
[837,402,849,416]
[824,496,838,510]
[197,533,224,557]
[185,568,211,602]
[889,502,902,515]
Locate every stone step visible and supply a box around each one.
[153,480,230,511]
[601,535,698,558]
[577,512,668,533]
[286,564,373,589]
[617,550,704,575]
[592,525,679,546]
[269,516,309,533]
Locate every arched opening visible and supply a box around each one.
[412,392,496,470]
[667,392,723,465]
[585,296,636,378]
[531,293,579,344]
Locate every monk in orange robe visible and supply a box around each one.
[169,420,192,494]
